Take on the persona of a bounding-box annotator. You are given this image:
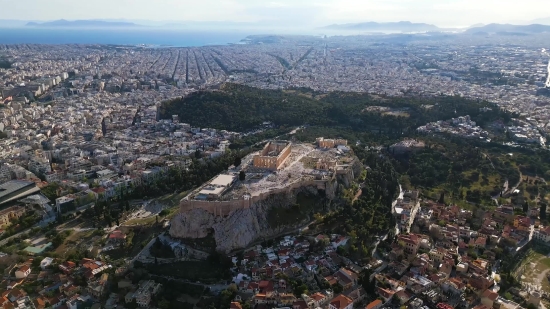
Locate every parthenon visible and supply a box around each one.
[252,141,292,170]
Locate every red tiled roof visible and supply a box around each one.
[230,302,243,309]
[17,265,30,273]
[482,289,498,301]
[366,299,382,309]
[311,293,325,301]
[109,230,126,239]
[330,294,353,309]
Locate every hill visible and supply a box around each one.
[464,23,550,34]
[158,83,511,133]
[26,19,141,28]
[321,21,441,32]
[531,17,550,25]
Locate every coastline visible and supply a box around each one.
[0,27,252,47]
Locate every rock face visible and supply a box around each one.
[170,161,360,253]
[170,186,322,253]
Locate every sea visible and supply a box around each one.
[0,28,255,46]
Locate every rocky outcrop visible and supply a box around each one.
[170,159,361,253]
[170,187,320,253]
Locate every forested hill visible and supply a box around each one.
[158,83,514,132]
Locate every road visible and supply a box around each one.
[405,200,421,234]
[0,227,34,247]
[372,184,403,258]
[251,126,302,148]
[130,233,158,266]
[504,171,523,197]
[57,227,96,233]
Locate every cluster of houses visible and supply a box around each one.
[373,200,540,309]
[227,198,544,309]
[228,234,383,309]
[0,257,111,309]
[0,249,163,309]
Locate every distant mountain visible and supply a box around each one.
[468,23,485,29]
[321,21,441,32]
[26,19,142,28]
[531,17,550,25]
[464,23,550,34]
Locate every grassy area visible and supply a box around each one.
[421,168,503,208]
[124,216,158,226]
[54,230,96,257]
[124,191,187,226]
[514,246,550,293]
[104,226,162,261]
[156,191,189,207]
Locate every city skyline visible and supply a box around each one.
[1,0,549,28]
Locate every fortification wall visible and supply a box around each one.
[179,177,334,217]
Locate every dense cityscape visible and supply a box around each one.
[1,22,550,309]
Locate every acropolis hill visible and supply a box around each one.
[178,138,352,216]
[170,138,359,252]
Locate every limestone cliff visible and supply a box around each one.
[170,186,321,253]
[169,159,361,253]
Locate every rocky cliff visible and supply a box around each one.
[170,186,322,253]
[169,161,360,253]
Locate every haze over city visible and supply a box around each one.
[1,0,550,28]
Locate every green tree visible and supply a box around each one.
[359,269,376,295]
[331,283,343,294]
[293,284,308,297]
[158,298,171,309]
[234,157,242,167]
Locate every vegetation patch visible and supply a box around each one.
[267,192,322,228]
[142,256,232,283]
[159,83,507,134]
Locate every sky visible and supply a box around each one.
[1,0,548,28]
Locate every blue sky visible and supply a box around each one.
[1,0,547,27]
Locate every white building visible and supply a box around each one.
[15,265,31,279]
[40,257,54,270]
[534,226,550,244]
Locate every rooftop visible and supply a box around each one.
[0,180,40,206]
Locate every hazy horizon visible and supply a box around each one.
[1,0,549,29]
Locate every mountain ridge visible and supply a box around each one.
[464,23,550,34]
[321,21,441,32]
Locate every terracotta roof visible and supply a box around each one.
[17,265,30,273]
[310,292,325,301]
[482,289,498,301]
[109,230,126,239]
[230,302,243,309]
[329,294,353,309]
[293,300,308,309]
[366,299,382,309]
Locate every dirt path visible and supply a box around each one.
[352,188,362,203]
[537,268,550,288]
